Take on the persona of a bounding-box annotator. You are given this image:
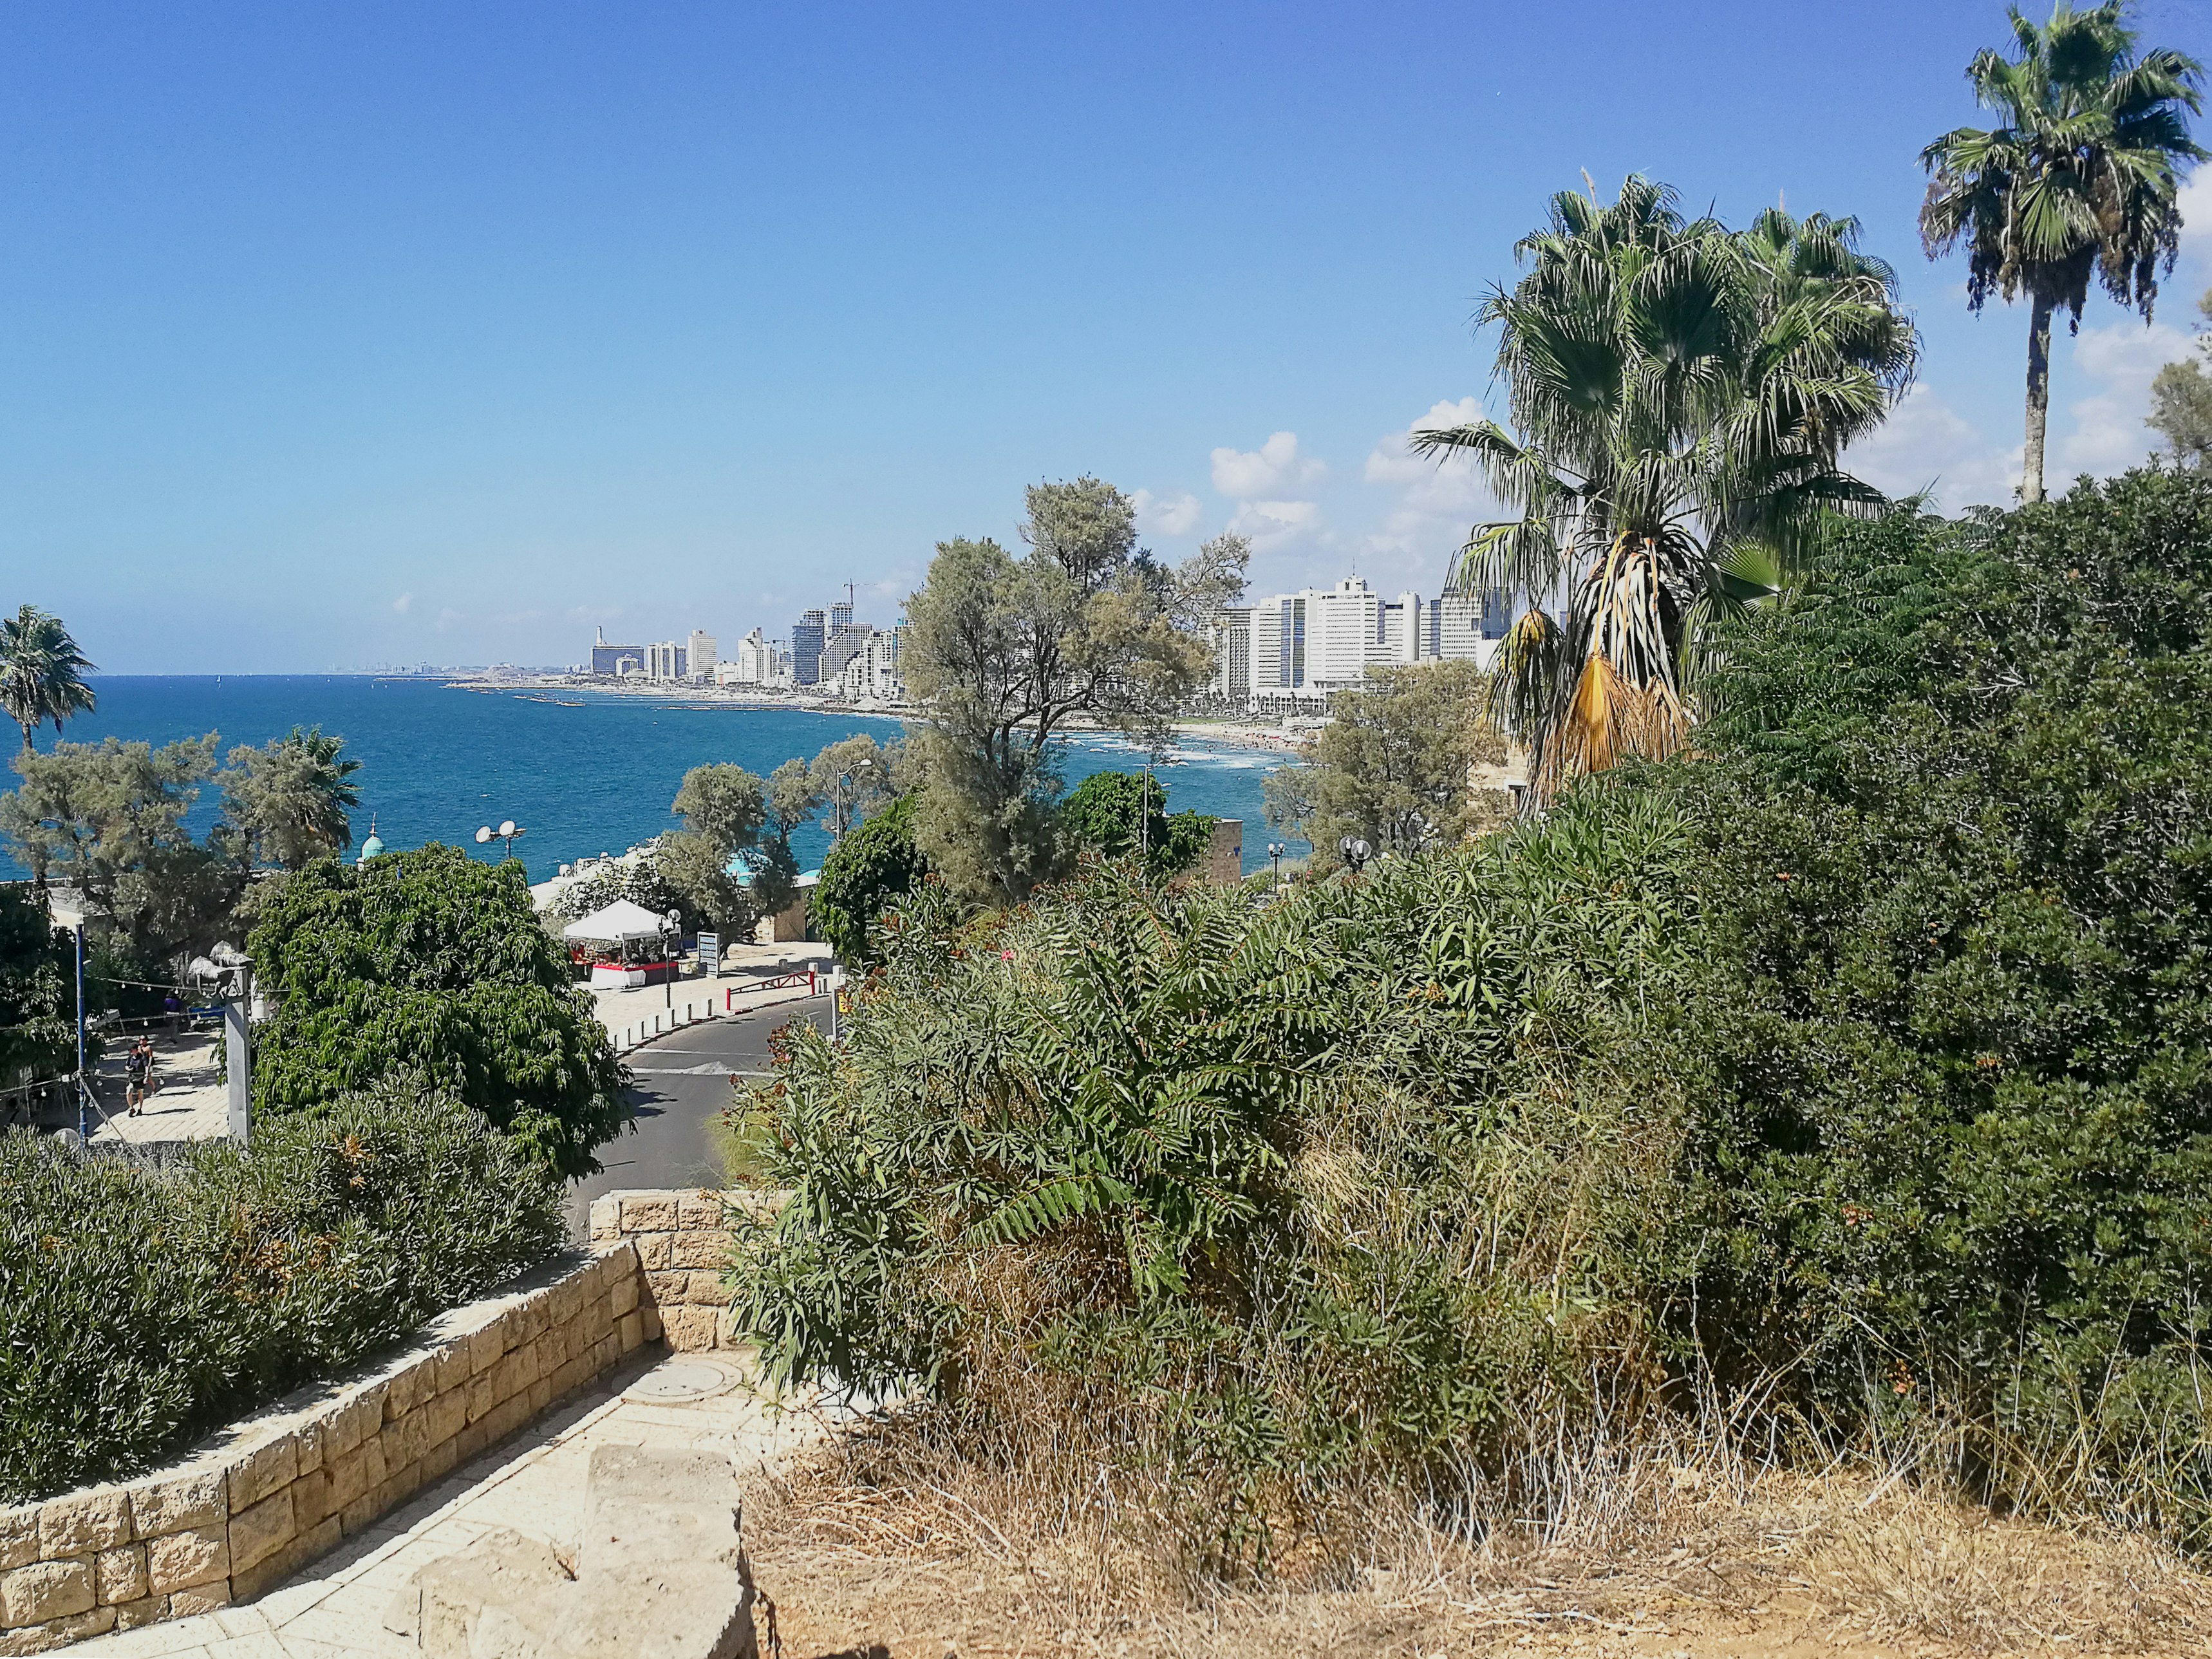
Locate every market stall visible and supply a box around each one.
[564,899,680,988]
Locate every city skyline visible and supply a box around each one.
[4,3,2209,672]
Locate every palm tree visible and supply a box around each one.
[0,605,97,751]
[1920,3,2204,504]
[1414,177,1916,801]
[222,725,362,869]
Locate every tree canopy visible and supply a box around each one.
[903,478,1228,902]
[1920,1,2205,501]
[1262,659,1508,862]
[0,606,96,753]
[248,843,626,1180]
[1414,179,1917,801]
[1058,770,1214,879]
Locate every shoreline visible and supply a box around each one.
[431,673,1313,756]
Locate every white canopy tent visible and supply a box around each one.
[562,899,671,944]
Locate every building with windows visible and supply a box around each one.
[686,630,717,684]
[590,626,644,677]
[720,628,782,686]
[644,641,688,680]
[838,625,906,702]
[1210,608,1251,706]
[816,623,875,691]
[792,610,827,686]
[830,599,854,637]
[1242,577,1515,713]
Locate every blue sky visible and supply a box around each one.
[4,1,2208,673]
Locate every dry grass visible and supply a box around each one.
[734,1406,2212,1659]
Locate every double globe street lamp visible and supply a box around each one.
[475,819,527,859]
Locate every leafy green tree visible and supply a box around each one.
[221,726,362,871]
[1262,659,1508,861]
[1415,181,1916,800]
[807,735,896,839]
[2147,286,2212,468]
[0,885,72,1085]
[811,794,931,965]
[0,605,97,752]
[248,844,627,1180]
[0,735,234,957]
[1920,2,2205,503]
[661,762,778,934]
[904,480,1221,903]
[1059,770,1214,879]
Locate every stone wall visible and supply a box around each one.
[0,1245,646,1654]
[587,1189,758,1354]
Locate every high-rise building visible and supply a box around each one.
[1242,577,1513,712]
[1211,608,1251,705]
[838,625,907,702]
[829,599,854,637]
[792,609,827,686]
[590,625,644,677]
[644,641,688,680]
[727,628,778,685]
[686,630,717,683]
[816,623,875,691]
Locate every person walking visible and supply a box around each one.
[124,1037,151,1116]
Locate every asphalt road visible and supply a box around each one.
[563,995,831,1239]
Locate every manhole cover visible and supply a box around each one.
[625,1358,736,1403]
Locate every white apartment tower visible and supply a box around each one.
[686,630,717,684]
[1244,577,1512,713]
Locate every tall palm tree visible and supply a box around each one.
[0,605,97,751]
[223,725,362,869]
[1920,3,2204,504]
[1414,178,1916,801]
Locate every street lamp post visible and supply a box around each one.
[1338,835,1373,874]
[475,819,527,860]
[1268,843,1284,889]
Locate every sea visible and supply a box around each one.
[0,677,1304,881]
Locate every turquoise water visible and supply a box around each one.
[0,677,1302,879]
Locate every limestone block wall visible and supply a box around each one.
[587,1188,762,1353]
[0,1245,646,1653]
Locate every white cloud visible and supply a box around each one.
[1351,397,1501,581]
[1845,384,2019,511]
[1226,498,1322,552]
[393,592,414,614]
[2055,316,2194,476]
[1364,397,1492,516]
[1131,487,1204,537]
[1210,431,1325,497]
[2178,169,2212,271]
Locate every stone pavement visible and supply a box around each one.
[85,1031,228,1145]
[75,1350,823,1659]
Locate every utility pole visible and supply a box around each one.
[73,923,87,1141]
[225,961,253,1147]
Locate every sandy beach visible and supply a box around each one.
[436,672,1315,753]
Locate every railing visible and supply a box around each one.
[606,971,823,1056]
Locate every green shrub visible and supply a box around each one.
[1057,770,1214,877]
[249,844,628,1180]
[731,466,2212,1557]
[812,796,931,966]
[0,1086,560,1503]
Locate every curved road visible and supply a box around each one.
[563,994,830,1239]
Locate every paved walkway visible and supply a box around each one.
[79,1349,823,1659]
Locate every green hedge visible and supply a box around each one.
[0,1087,561,1503]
